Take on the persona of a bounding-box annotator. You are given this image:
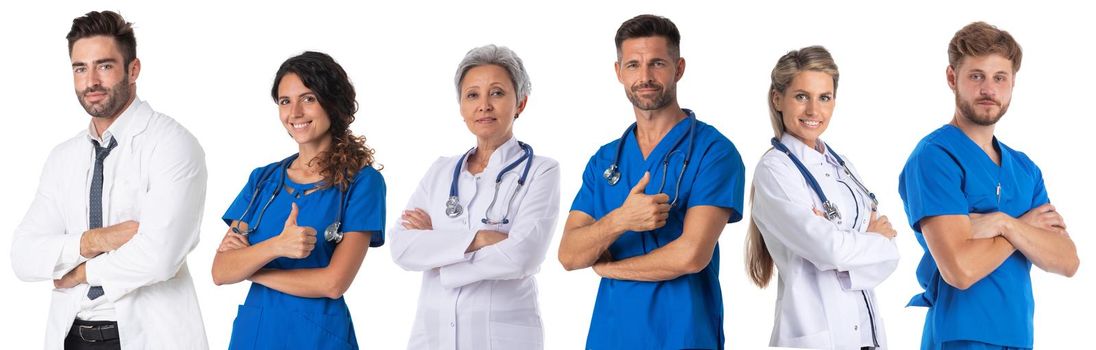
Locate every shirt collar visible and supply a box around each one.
[478,136,523,172]
[85,97,145,147]
[779,133,831,165]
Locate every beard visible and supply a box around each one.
[76,78,132,119]
[626,80,675,111]
[956,93,1009,126]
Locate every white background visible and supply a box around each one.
[1,1,1092,349]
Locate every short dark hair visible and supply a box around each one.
[614,14,681,60]
[948,21,1023,73]
[66,11,137,70]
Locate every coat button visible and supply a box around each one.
[853,324,859,331]
[450,322,455,327]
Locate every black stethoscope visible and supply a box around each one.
[769,137,878,222]
[445,141,534,225]
[603,109,697,206]
[230,154,348,243]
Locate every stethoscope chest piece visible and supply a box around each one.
[325,222,343,244]
[603,165,621,186]
[445,196,463,218]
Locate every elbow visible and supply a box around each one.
[321,278,352,299]
[677,254,711,275]
[558,251,587,272]
[1061,257,1080,278]
[939,267,977,290]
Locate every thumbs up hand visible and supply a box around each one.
[273,203,318,259]
[612,172,671,232]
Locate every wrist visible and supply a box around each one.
[604,210,625,235]
[80,230,100,258]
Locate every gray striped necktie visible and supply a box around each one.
[87,137,117,300]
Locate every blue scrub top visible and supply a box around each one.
[571,115,745,349]
[221,156,386,350]
[899,125,1046,349]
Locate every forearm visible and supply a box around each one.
[390,228,477,271]
[248,268,342,299]
[1005,219,1079,276]
[559,211,625,271]
[942,236,1015,289]
[212,241,279,285]
[595,239,709,282]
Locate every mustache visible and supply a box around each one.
[976,97,1000,106]
[631,81,663,92]
[81,86,109,96]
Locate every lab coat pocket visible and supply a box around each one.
[489,322,543,349]
[782,329,832,349]
[228,304,263,350]
[110,178,143,222]
[289,309,356,350]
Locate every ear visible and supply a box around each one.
[128,58,141,84]
[515,96,528,118]
[946,65,957,91]
[674,57,686,82]
[614,60,623,84]
[771,90,783,112]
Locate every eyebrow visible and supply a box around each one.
[72,58,119,67]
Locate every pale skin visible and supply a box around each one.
[775,70,897,238]
[210,73,373,299]
[54,35,142,289]
[921,54,1078,290]
[399,64,528,250]
[557,36,732,281]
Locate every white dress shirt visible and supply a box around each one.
[390,137,560,350]
[752,134,899,349]
[11,98,209,349]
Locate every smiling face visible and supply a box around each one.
[773,70,836,149]
[71,35,137,119]
[277,73,332,147]
[615,36,684,111]
[949,54,1015,126]
[459,64,526,145]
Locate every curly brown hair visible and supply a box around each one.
[272,51,378,191]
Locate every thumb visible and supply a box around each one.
[630,172,651,195]
[286,202,299,226]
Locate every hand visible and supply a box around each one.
[80,220,140,258]
[466,230,509,253]
[866,211,897,238]
[1020,203,1067,235]
[217,230,250,252]
[401,208,433,230]
[54,263,87,289]
[271,203,317,259]
[812,207,826,218]
[612,172,671,232]
[969,211,1012,239]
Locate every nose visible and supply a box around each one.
[289,100,304,118]
[805,99,818,116]
[478,96,493,112]
[86,69,102,90]
[979,85,995,99]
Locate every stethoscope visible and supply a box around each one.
[603,109,697,206]
[445,141,534,225]
[230,154,348,244]
[769,137,878,222]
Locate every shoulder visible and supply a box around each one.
[694,119,741,157]
[351,164,386,189]
[755,148,798,178]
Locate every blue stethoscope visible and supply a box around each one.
[230,154,348,243]
[603,109,696,206]
[445,141,534,225]
[769,137,878,222]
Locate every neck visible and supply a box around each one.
[296,135,333,172]
[950,112,996,151]
[633,102,686,153]
[90,94,137,138]
[471,133,511,168]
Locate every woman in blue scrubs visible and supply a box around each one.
[211,51,386,350]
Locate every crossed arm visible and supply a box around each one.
[923,203,1078,290]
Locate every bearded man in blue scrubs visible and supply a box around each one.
[558,14,745,350]
[899,22,1079,350]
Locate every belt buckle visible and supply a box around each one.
[78,325,100,343]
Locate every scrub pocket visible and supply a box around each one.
[228,305,263,350]
[287,309,356,350]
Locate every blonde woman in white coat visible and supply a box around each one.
[389,45,560,350]
[745,46,900,350]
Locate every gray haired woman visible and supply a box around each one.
[389,44,561,350]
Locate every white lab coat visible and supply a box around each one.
[752,134,899,349]
[390,137,560,350]
[11,99,209,349]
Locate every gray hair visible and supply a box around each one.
[454,44,531,104]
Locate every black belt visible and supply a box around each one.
[68,320,119,343]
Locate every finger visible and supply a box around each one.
[870,211,878,222]
[878,215,889,225]
[811,208,825,218]
[656,203,672,213]
[285,203,299,226]
[651,193,670,204]
[630,172,651,194]
[305,236,317,245]
[299,227,317,236]
[1038,203,1056,213]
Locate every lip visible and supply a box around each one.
[84,92,107,103]
[799,118,823,128]
[474,117,498,124]
[289,120,313,130]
